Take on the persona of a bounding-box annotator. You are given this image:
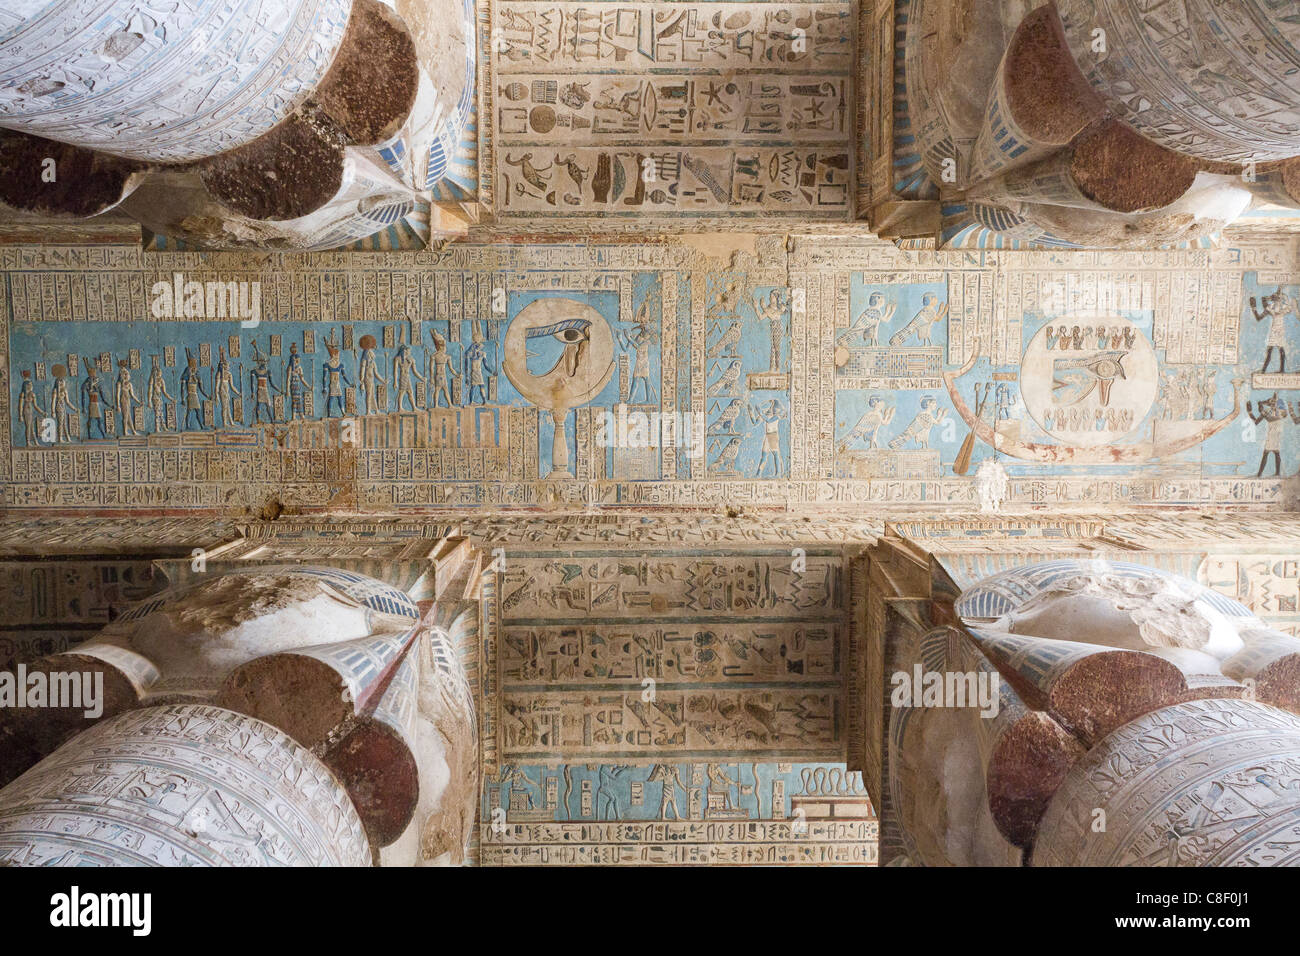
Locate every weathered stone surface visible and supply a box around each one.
[0,130,142,219]
[311,0,419,146]
[0,0,453,249]
[900,0,1300,245]
[197,115,347,223]
[1033,698,1300,866]
[0,704,372,866]
[0,0,353,163]
[870,554,1300,866]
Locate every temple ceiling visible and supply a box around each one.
[2,0,1300,871]
[5,510,1300,864]
[1,236,1298,512]
[5,0,1300,247]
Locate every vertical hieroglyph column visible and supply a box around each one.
[0,0,354,163]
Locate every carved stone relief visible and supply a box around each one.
[488,0,854,227]
[0,560,480,866]
[881,0,1300,247]
[0,704,373,866]
[2,240,1295,511]
[870,550,1300,867]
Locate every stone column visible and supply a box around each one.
[1032,698,1300,866]
[1053,0,1300,164]
[0,0,354,162]
[0,561,480,866]
[0,0,473,247]
[0,704,372,866]
[859,540,1300,866]
[901,0,1300,246]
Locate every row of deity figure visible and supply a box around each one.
[15,328,500,444]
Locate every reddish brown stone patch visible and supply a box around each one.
[1003,4,1105,145]
[1047,649,1186,745]
[310,0,419,145]
[319,717,419,848]
[218,654,351,749]
[0,131,141,219]
[1258,652,1300,715]
[1069,120,1198,213]
[987,710,1085,848]
[197,114,344,221]
[0,654,138,787]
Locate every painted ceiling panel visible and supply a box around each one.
[2,238,1296,511]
